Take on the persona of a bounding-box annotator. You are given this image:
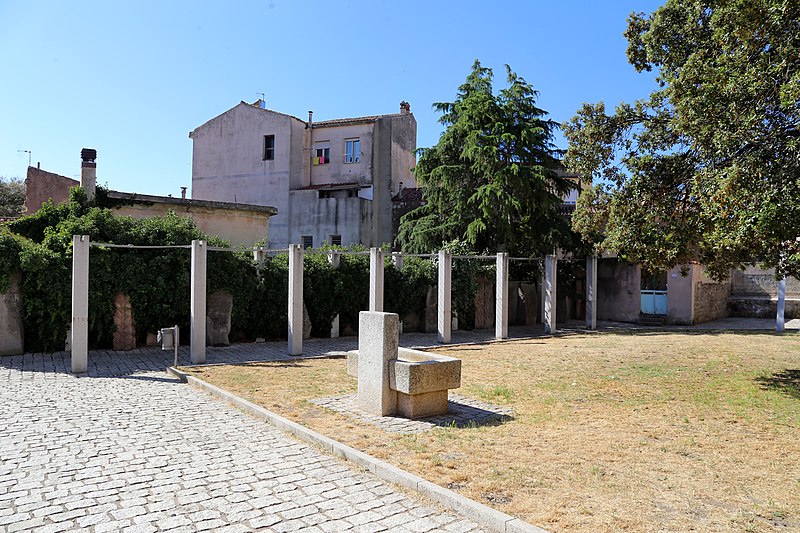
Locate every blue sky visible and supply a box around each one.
[0,1,662,197]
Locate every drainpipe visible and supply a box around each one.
[305,111,313,187]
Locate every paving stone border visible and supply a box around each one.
[167,367,547,533]
[310,393,513,434]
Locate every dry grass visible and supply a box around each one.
[185,331,800,532]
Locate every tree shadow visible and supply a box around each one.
[755,369,800,399]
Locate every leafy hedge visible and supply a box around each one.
[0,188,486,353]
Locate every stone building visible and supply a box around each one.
[189,100,417,249]
[24,153,277,247]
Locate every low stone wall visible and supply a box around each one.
[0,272,24,355]
[728,297,800,319]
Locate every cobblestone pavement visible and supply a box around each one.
[310,394,513,434]
[0,354,488,532]
[1,319,795,532]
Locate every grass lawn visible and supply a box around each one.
[185,331,800,532]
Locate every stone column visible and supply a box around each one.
[438,250,452,343]
[777,277,786,334]
[391,251,404,270]
[71,235,90,374]
[357,311,399,416]
[190,240,207,364]
[328,251,340,338]
[586,255,598,330]
[496,252,509,339]
[369,247,384,312]
[544,254,557,334]
[288,244,304,355]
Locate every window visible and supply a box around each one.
[313,141,330,165]
[301,235,313,249]
[263,135,275,161]
[345,139,360,163]
[330,234,342,246]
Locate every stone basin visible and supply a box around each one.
[347,348,461,418]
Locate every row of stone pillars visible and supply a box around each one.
[70,236,600,374]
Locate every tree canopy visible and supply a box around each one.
[564,0,800,279]
[397,60,577,257]
[0,177,25,218]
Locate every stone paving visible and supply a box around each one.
[1,318,796,532]
[0,351,488,532]
[310,394,513,434]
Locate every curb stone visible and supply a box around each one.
[166,366,549,533]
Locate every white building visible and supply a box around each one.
[190,100,417,248]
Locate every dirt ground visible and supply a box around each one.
[186,331,800,532]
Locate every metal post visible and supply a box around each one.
[190,240,207,364]
[495,252,509,339]
[288,244,304,355]
[71,235,90,374]
[777,277,786,334]
[586,255,598,330]
[438,250,452,343]
[544,254,557,334]
[173,325,179,367]
[369,247,384,312]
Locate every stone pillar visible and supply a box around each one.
[777,277,786,334]
[496,252,509,339]
[544,254,557,334]
[369,247,384,312]
[438,250,452,343]
[586,255,598,330]
[190,240,207,364]
[71,235,90,374]
[328,251,340,338]
[357,311,399,416]
[391,251,404,270]
[288,244,304,355]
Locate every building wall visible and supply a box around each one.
[597,259,640,322]
[666,265,693,324]
[309,123,374,186]
[191,103,299,247]
[731,266,800,297]
[288,191,370,248]
[113,203,270,248]
[25,167,78,214]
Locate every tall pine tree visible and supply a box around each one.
[397,61,576,256]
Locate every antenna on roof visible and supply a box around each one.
[256,93,266,109]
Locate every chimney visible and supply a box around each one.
[400,101,410,115]
[307,110,313,129]
[80,148,97,202]
[180,187,187,200]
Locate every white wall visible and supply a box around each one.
[288,190,370,247]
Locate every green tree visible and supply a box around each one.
[397,60,576,257]
[564,0,800,279]
[0,177,25,218]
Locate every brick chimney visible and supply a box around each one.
[80,148,97,202]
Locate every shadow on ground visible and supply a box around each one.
[756,369,800,399]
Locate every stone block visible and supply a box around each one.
[0,272,24,356]
[424,285,438,333]
[112,292,136,351]
[396,390,449,419]
[206,290,232,346]
[302,302,312,340]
